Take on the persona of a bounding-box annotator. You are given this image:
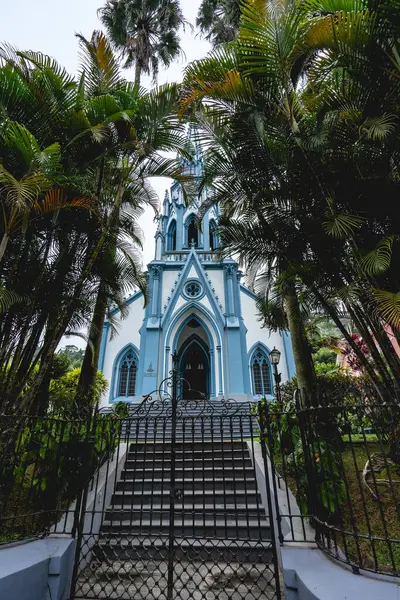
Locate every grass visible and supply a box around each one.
[273,442,400,574]
[341,434,378,443]
[339,443,400,573]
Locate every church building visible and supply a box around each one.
[99,134,295,406]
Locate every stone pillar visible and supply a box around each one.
[209,348,215,397]
[217,345,223,395]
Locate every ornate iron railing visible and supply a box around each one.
[263,392,400,577]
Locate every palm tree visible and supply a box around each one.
[196,0,241,45]
[98,0,188,85]
[0,32,191,414]
[181,0,400,401]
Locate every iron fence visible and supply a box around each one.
[3,383,400,586]
[264,393,400,577]
[0,408,123,545]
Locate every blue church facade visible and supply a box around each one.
[99,137,295,406]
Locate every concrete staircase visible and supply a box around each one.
[97,441,271,558]
[75,401,275,598]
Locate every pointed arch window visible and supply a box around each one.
[117,349,138,397]
[167,220,177,251]
[186,215,199,248]
[209,219,219,251]
[251,348,272,396]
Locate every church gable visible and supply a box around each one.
[161,249,224,329]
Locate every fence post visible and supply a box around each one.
[258,400,283,599]
[167,352,178,600]
[69,407,98,596]
[294,389,319,541]
[260,400,284,544]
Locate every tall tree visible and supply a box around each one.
[196,0,240,45]
[182,0,400,400]
[0,32,190,414]
[98,0,188,85]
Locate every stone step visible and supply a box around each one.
[118,467,256,480]
[123,436,256,444]
[122,458,252,470]
[105,506,265,521]
[122,426,256,435]
[122,433,257,442]
[111,490,262,506]
[130,441,249,450]
[126,448,249,459]
[122,422,255,428]
[121,402,255,415]
[116,478,258,492]
[100,518,271,539]
[92,537,273,563]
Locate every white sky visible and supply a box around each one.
[0,0,210,267]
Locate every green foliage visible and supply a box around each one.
[281,371,375,406]
[264,398,346,518]
[1,401,127,542]
[312,347,337,366]
[314,362,342,376]
[49,368,108,413]
[0,32,189,415]
[57,345,85,370]
[197,0,241,45]
[99,0,188,82]
[49,352,71,379]
[182,0,400,400]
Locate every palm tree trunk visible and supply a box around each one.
[75,281,108,412]
[0,232,9,262]
[284,285,316,404]
[134,62,141,86]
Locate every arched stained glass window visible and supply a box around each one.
[209,220,219,251]
[187,216,198,247]
[118,350,138,397]
[167,220,177,251]
[251,349,272,396]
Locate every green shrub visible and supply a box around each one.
[49,368,108,414]
[312,347,337,365]
[262,398,346,519]
[0,401,128,542]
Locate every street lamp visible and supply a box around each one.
[269,347,282,403]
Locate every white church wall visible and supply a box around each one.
[101,295,145,405]
[187,265,198,278]
[161,269,180,307]
[173,295,186,313]
[199,295,213,314]
[240,290,290,383]
[206,270,225,312]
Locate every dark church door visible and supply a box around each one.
[181,342,208,399]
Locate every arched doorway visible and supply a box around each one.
[179,335,210,399]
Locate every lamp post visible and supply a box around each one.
[269,347,282,403]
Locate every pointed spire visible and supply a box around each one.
[187,123,202,159]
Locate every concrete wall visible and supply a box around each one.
[55,442,128,570]
[282,546,400,600]
[0,537,76,600]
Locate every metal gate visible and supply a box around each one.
[71,360,282,599]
